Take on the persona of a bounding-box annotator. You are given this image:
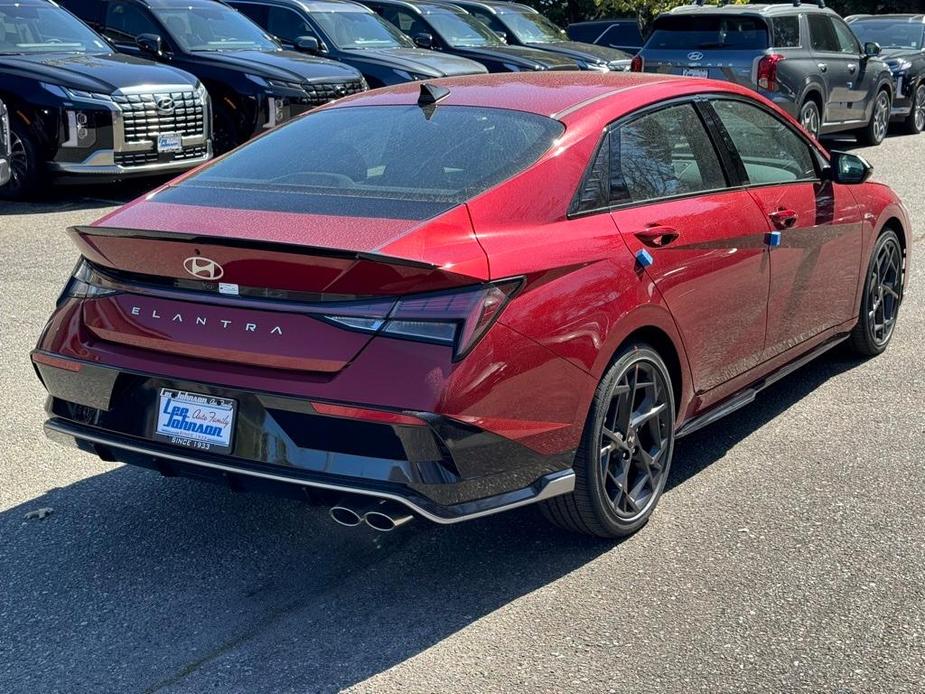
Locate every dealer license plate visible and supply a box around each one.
[682,68,709,78]
[155,389,235,452]
[157,132,183,153]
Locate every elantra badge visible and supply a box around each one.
[183,256,224,280]
[687,51,704,62]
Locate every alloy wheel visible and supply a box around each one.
[598,359,673,521]
[800,101,820,138]
[867,236,902,346]
[8,130,28,188]
[914,84,925,132]
[872,92,890,143]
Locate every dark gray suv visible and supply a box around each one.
[632,1,895,145]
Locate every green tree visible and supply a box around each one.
[593,0,749,33]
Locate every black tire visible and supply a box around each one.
[212,106,243,156]
[541,344,676,538]
[799,98,821,139]
[901,81,925,135]
[0,122,42,200]
[857,89,891,146]
[849,229,904,357]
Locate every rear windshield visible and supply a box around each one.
[648,16,769,51]
[162,105,563,219]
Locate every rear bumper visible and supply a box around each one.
[35,357,576,523]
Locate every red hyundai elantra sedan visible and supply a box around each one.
[33,73,910,538]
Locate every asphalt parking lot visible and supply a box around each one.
[1,134,923,694]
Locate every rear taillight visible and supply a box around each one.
[757,54,784,91]
[61,259,119,302]
[323,280,523,360]
[630,54,644,72]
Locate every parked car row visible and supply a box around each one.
[0,0,633,200]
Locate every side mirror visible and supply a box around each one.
[829,150,873,185]
[413,32,433,49]
[864,41,881,57]
[295,35,320,53]
[136,33,163,57]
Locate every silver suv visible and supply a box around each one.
[632,1,895,145]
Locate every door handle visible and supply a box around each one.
[817,62,827,72]
[768,208,798,230]
[848,63,858,73]
[635,225,680,248]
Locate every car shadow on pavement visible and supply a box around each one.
[0,351,866,693]
[1,178,169,216]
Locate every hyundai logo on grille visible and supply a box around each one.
[687,51,704,62]
[183,257,223,280]
[156,96,175,114]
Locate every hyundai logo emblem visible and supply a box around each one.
[183,256,224,280]
[687,51,704,62]
[156,96,175,114]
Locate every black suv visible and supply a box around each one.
[356,0,579,72]
[230,0,486,87]
[441,0,631,71]
[63,0,367,152]
[634,1,894,145]
[847,14,925,134]
[0,0,210,199]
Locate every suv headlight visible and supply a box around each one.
[888,59,913,73]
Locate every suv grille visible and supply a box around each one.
[301,80,366,107]
[113,90,205,143]
[114,145,208,167]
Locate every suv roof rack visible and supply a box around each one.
[746,0,827,6]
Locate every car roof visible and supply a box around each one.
[372,0,466,14]
[846,14,925,24]
[446,0,536,14]
[324,71,759,122]
[290,0,374,11]
[667,3,835,17]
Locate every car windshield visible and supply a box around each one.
[500,9,565,44]
[312,9,413,49]
[0,3,110,55]
[427,9,505,48]
[162,105,564,218]
[648,16,769,50]
[153,4,279,52]
[849,20,924,50]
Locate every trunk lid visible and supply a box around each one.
[72,201,488,374]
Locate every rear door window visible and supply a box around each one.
[770,16,800,48]
[711,100,818,185]
[807,14,839,52]
[609,104,727,204]
[647,16,769,51]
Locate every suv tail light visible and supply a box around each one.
[323,280,523,360]
[630,54,644,72]
[757,53,784,91]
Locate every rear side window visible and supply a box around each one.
[164,105,564,218]
[807,14,839,52]
[770,16,800,48]
[711,100,817,185]
[610,104,726,204]
[648,16,769,50]
[600,22,642,47]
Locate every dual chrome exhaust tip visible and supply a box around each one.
[329,498,414,532]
